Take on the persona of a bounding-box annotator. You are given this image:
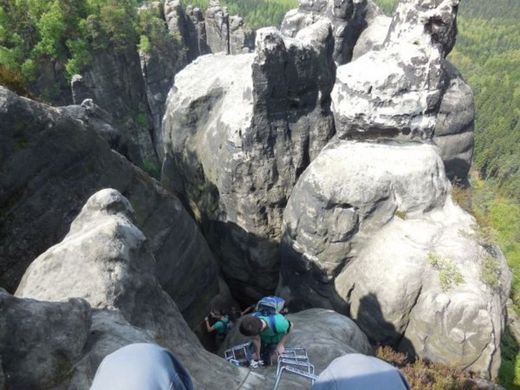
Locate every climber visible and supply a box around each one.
[239,311,292,367]
[90,343,193,390]
[204,309,232,344]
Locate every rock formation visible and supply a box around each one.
[279,141,511,378]
[165,0,254,59]
[0,290,91,389]
[139,3,188,161]
[204,0,255,54]
[351,14,391,59]
[281,0,382,65]
[0,86,219,326]
[162,22,336,302]
[331,0,475,181]
[70,47,158,167]
[14,189,256,389]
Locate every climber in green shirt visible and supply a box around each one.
[239,313,292,366]
[205,310,231,344]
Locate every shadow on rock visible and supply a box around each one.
[357,293,416,359]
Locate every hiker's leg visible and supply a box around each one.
[260,343,276,366]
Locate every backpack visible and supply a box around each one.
[221,316,233,334]
[254,296,285,316]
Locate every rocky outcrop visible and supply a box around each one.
[15,189,254,389]
[0,86,219,326]
[165,0,253,59]
[351,14,391,59]
[162,23,336,302]
[71,47,158,167]
[0,289,91,389]
[68,310,156,389]
[165,0,210,61]
[205,0,255,54]
[139,3,188,160]
[331,0,474,181]
[281,0,381,65]
[433,62,475,181]
[279,141,511,379]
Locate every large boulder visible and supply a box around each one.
[279,141,511,379]
[162,23,336,302]
[0,86,219,326]
[0,290,91,389]
[15,189,254,389]
[351,14,391,59]
[281,0,382,65]
[331,0,474,181]
[68,310,156,389]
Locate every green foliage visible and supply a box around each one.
[138,34,151,54]
[0,0,141,83]
[449,1,520,203]
[0,64,30,95]
[142,159,161,179]
[394,210,407,220]
[375,0,398,15]
[481,254,502,290]
[455,174,520,388]
[499,326,520,389]
[428,252,464,292]
[186,0,298,29]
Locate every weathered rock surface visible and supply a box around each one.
[139,3,188,160]
[165,0,253,60]
[205,0,255,55]
[71,47,158,167]
[221,309,372,388]
[351,14,391,59]
[281,0,382,65]
[0,86,219,326]
[68,310,156,389]
[331,0,474,181]
[162,23,336,302]
[0,289,91,389]
[280,141,511,378]
[165,0,210,61]
[15,189,253,389]
[0,356,4,390]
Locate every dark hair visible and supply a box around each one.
[239,316,263,336]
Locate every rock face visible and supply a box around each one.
[165,0,210,61]
[68,310,156,389]
[71,47,158,167]
[351,14,391,59]
[280,141,511,379]
[162,23,336,302]
[0,86,219,326]
[15,189,254,389]
[0,290,91,389]
[331,0,474,181]
[281,0,381,65]
[139,3,188,160]
[222,309,372,387]
[165,0,253,60]
[205,0,255,54]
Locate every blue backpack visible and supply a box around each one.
[254,296,285,316]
